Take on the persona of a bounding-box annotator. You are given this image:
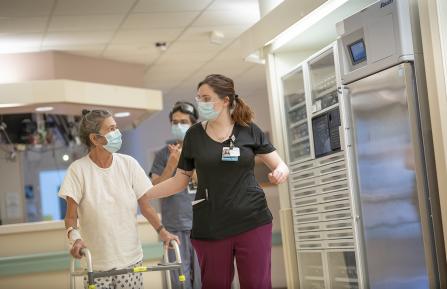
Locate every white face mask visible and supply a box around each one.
[197,101,221,120]
[98,129,122,153]
[171,124,190,140]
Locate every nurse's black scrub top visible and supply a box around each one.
[177,121,276,240]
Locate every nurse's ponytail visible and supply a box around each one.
[198,74,254,127]
[231,94,254,127]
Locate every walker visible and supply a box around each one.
[70,240,185,289]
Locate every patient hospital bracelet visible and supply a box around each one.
[156,225,165,234]
[69,229,82,241]
[67,228,82,250]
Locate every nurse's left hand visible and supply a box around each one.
[159,229,180,249]
[268,166,289,185]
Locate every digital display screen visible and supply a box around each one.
[348,39,367,65]
[312,114,331,158]
[312,108,341,158]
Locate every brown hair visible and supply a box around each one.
[197,74,254,126]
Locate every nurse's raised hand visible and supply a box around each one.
[268,165,289,185]
[167,144,182,167]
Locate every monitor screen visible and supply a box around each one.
[312,114,331,158]
[312,108,341,158]
[348,39,367,65]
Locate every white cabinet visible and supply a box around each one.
[282,68,311,163]
[281,45,361,289]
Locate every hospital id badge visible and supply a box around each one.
[222,147,240,161]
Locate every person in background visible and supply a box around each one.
[149,101,201,289]
[139,74,290,289]
[59,109,179,289]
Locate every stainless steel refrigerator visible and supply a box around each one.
[346,62,444,289]
[337,1,446,288]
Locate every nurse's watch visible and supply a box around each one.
[156,225,165,234]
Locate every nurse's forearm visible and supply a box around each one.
[151,164,176,185]
[276,161,289,174]
[148,173,189,199]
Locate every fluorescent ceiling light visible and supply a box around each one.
[0,103,24,108]
[35,106,54,112]
[268,0,349,51]
[245,50,266,64]
[114,112,131,118]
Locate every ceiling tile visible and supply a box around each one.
[43,31,115,46]
[103,44,160,64]
[167,40,223,53]
[192,10,259,27]
[0,0,55,17]
[177,25,248,42]
[133,0,211,13]
[0,33,42,53]
[54,0,135,15]
[48,15,124,32]
[157,50,217,63]
[122,12,198,29]
[0,17,47,34]
[207,0,260,11]
[112,28,182,44]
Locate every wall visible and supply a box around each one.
[121,95,179,172]
[52,52,146,88]
[0,218,164,289]
[418,0,447,263]
[0,52,55,84]
[0,51,145,87]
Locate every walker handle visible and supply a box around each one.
[164,240,182,264]
[70,248,93,289]
[80,248,93,273]
[163,240,185,289]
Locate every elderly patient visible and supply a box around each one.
[59,109,179,289]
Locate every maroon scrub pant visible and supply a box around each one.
[191,223,272,289]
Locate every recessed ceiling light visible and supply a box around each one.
[114,112,131,118]
[210,30,225,45]
[35,106,54,112]
[62,154,70,162]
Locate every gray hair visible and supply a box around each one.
[79,109,112,149]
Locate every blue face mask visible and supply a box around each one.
[197,101,220,120]
[171,124,190,141]
[101,129,122,153]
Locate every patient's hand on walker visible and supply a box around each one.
[159,229,180,249]
[70,239,87,259]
